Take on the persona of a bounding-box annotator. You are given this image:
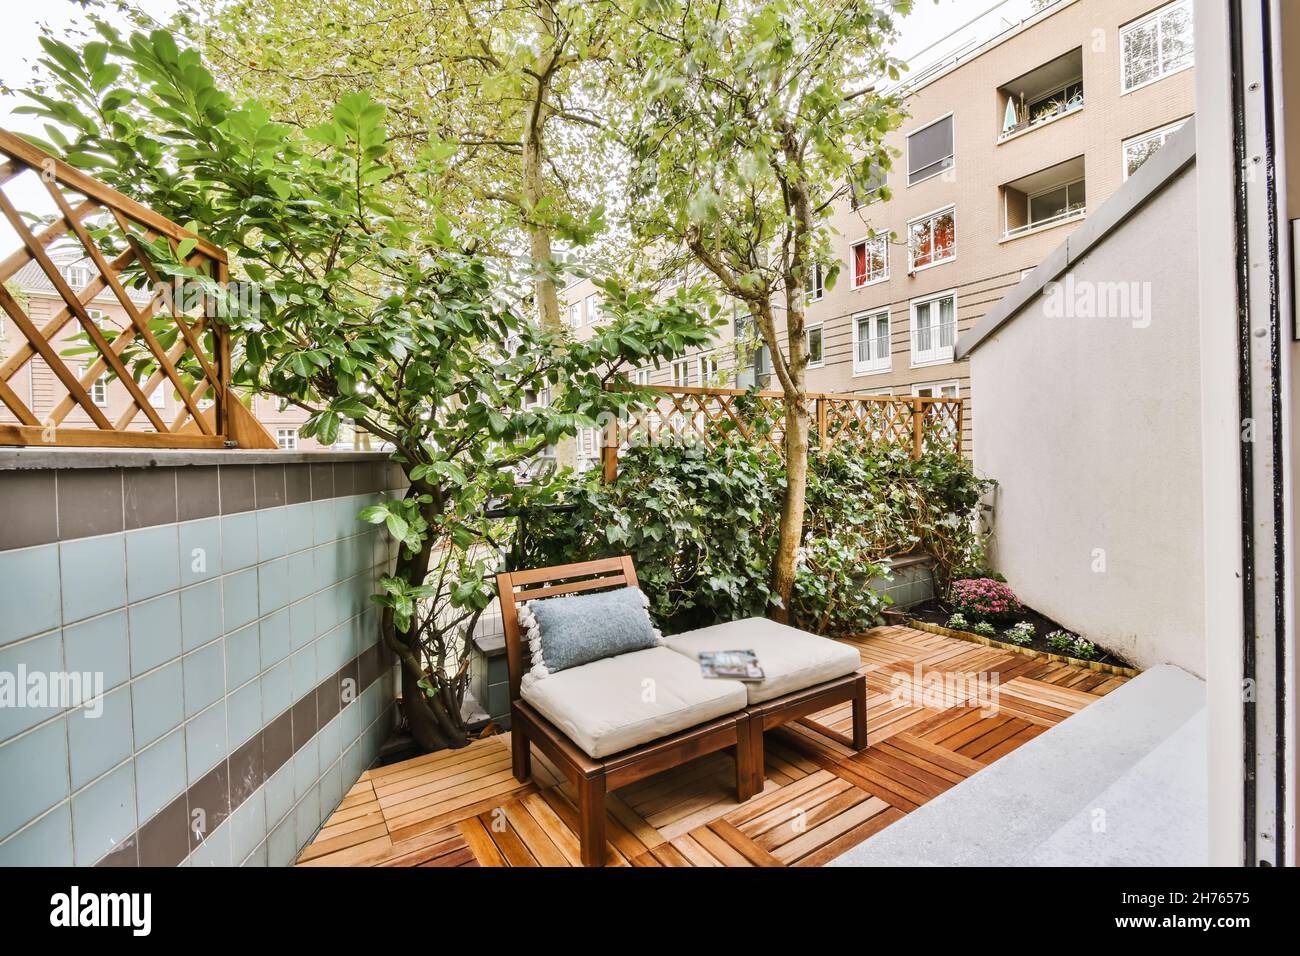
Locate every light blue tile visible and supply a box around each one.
[222,568,259,633]
[256,507,288,562]
[0,545,60,647]
[241,839,268,867]
[63,611,129,692]
[0,631,65,740]
[316,626,343,683]
[185,701,227,785]
[259,607,290,670]
[134,728,186,823]
[294,786,322,850]
[289,600,315,651]
[182,641,225,718]
[312,542,338,592]
[67,686,132,791]
[180,580,223,652]
[228,788,266,865]
[319,759,343,816]
[264,764,294,830]
[178,517,221,586]
[227,677,262,748]
[283,503,314,556]
[334,497,360,540]
[293,737,319,801]
[262,659,293,724]
[267,813,297,867]
[288,550,315,604]
[128,593,182,676]
[289,646,317,702]
[125,524,179,604]
[60,535,125,625]
[0,718,69,840]
[317,714,341,771]
[220,512,258,572]
[0,803,72,866]
[130,660,183,748]
[188,820,231,867]
[311,500,335,547]
[340,694,362,744]
[71,760,136,865]
[258,557,288,617]
[224,623,261,690]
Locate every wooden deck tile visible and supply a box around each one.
[296,626,1128,867]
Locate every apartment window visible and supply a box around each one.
[84,366,108,407]
[852,310,891,375]
[633,367,652,386]
[906,114,953,185]
[149,382,166,409]
[64,264,90,288]
[697,351,720,386]
[1123,118,1190,179]
[671,358,690,387]
[577,427,599,460]
[276,428,298,450]
[850,162,887,210]
[584,294,599,326]
[907,206,955,272]
[804,263,824,302]
[910,292,957,366]
[1121,0,1194,93]
[1028,178,1086,228]
[805,325,824,368]
[567,302,581,328]
[912,381,959,399]
[851,236,888,288]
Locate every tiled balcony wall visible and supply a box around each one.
[0,450,404,866]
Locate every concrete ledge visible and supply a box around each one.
[0,448,393,471]
[829,664,1206,866]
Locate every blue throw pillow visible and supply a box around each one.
[519,587,662,679]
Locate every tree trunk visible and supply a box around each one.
[399,660,469,751]
[771,395,810,623]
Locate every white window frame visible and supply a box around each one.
[1119,0,1194,95]
[633,367,652,386]
[276,428,298,450]
[909,290,958,368]
[584,294,599,326]
[85,366,108,407]
[804,263,824,302]
[566,302,581,328]
[850,235,889,289]
[1024,177,1087,230]
[851,309,891,376]
[671,358,690,388]
[911,380,960,399]
[805,324,824,368]
[696,351,720,386]
[149,381,167,409]
[64,264,90,289]
[906,204,956,273]
[1122,116,1191,179]
[905,112,955,187]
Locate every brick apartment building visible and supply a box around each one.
[1,250,319,450]
[562,0,1196,463]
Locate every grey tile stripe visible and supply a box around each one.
[96,637,397,867]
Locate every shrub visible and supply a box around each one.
[1002,621,1035,646]
[945,612,969,630]
[1046,630,1098,660]
[950,578,1022,622]
[972,621,996,636]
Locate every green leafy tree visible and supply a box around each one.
[20,23,714,749]
[620,0,908,620]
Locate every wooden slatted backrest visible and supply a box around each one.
[495,556,639,702]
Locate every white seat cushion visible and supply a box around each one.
[520,646,748,759]
[665,617,861,705]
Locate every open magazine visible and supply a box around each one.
[698,650,765,682]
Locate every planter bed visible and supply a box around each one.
[894,598,1139,677]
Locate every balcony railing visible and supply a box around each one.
[998,94,1084,141]
[1002,203,1087,241]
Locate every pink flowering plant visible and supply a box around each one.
[949,578,1022,622]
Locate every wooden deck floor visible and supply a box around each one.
[296,625,1130,867]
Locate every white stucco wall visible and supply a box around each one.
[970,167,1206,677]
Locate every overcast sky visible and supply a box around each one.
[0,0,1043,250]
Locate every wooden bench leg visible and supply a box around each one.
[510,708,532,783]
[578,771,607,867]
[735,717,759,802]
[851,674,869,751]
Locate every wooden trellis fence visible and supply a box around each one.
[600,384,963,480]
[0,128,274,449]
